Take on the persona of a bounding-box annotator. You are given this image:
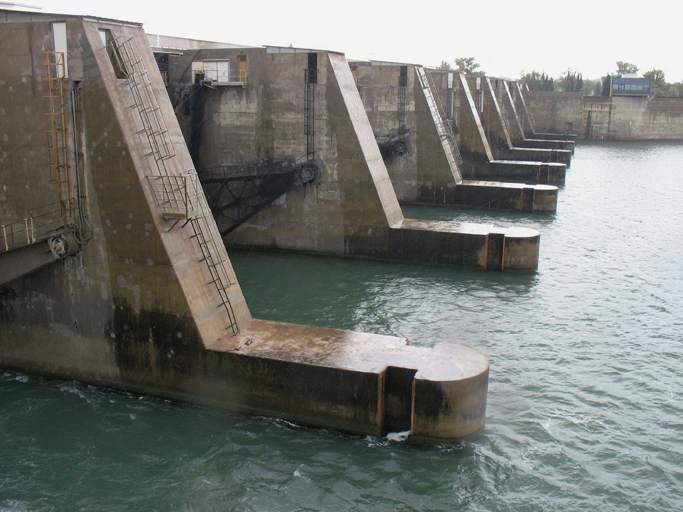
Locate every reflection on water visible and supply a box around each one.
[2,142,683,511]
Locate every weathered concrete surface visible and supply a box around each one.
[512,82,579,142]
[489,79,575,153]
[352,61,558,213]
[0,13,491,444]
[525,88,683,141]
[0,232,80,286]
[169,50,541,269]
[210,319,489,442]
[428,71,566,185]
[466,76,572,167]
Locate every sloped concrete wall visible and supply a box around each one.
[1,18,250,392]
[171,49,405,258]
[353,62,418,202]
[353,62,462,204]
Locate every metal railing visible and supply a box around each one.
[201,68,247,85]
[146,172,202,220]
[1,201,73,253]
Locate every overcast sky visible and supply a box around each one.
[40,0,681,82]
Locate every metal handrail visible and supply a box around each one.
[1,200,73,252]
[200,69,247,85]
[146,172,201,220]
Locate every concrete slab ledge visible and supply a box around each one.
[455,181,558,213]
[226,218,540,271]
[533,132,579,142]
[463,160,566,185]
[208,318,489,443]
[394,218,540,271]
[411,180,557,213]
[508,147,572,167]
[518,139,576,154]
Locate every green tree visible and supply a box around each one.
[643,69,666,89]
[519,70,554,91]
[438,60,453,71]
[455,57,483,75]
[615,61,639,76]
[581,78,600,96]
[556,69,584,92]
[601,74,613,96]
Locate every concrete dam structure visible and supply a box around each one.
[464,76,573,167]
[521,83,683,141]
[429,71,569,185]
[511,81,579,142]
[0,11,490,444]
[165,45,540,270]
[350,60,558,213]
[489,80,576,152]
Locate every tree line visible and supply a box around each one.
[522,62,683,97]
[438,57,683,97]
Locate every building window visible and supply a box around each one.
[99,29,126,79]
[307,53,318,84]
[52,22,68,78]
[399,66,408,87]
[204,60,230,84]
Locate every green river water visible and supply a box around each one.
[1,141,682,511]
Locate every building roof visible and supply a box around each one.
[0,7,142,26]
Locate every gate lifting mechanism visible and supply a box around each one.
[201,160,320,236]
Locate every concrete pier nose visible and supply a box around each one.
[457,181,559,213]
[395,220,541,271]
[209,320,490,443]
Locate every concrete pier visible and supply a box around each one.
[0,12,489,444]
[430,71,566,185]
[166,47,541,269]
[351,61,558,213]
[492,80,575,153]
[465,76,572,167]
[511,81,579,142]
